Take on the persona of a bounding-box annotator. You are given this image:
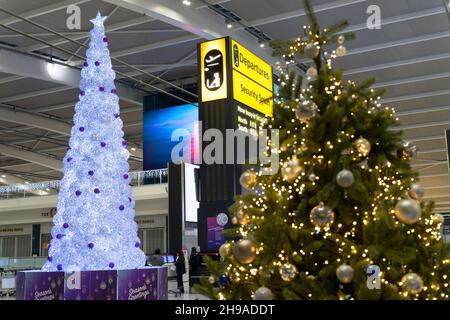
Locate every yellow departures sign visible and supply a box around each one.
[199,38,228,102]
[231,40,273,117]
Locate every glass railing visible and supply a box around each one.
[0,257,47,272]
[0,168,168,200]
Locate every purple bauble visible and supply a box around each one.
[114,113,119,119]
[109,262,114,268]
[80,90,85,96]
[48,256,53,262]
[67,157,72,162]
[67,146,71,151]
[103,37,108,42]
[135,242,140,248]
[111,88,117,94]
[100,142,106,147]
[56,234,62,239]
[75,190,82,197]
[88,170,94,176]
[128,197,132,203]
[63,223,69,229]
[88,243,94,249]
[99,86,105,92]
[57,264,63,271]
[95,61,100,66]
[94,188,100,194]
[79,126,85,132]
[123,174,129,179]
[122,140,126,147]
[119,205,125,211]
[83,62,88,67]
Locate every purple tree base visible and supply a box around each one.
[16,267,168,300]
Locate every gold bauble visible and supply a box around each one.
[235,209,250,226]
[279,263,297,282]
[304,43,319,59]
[281,158,304,182]
[218,243,231,257]
[336,45,347,57]
[239,170,257,189]
[233,239,256,264]
[355,137,371,156]
[295,99,318,123]
[432,213,444,224]
[208,276,215,284]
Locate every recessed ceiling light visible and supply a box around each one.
[227,22,233,29]
[182,0,191,6]
[25,181,29,184]
[1,174,6,178]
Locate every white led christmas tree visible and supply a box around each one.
[42,12,146,272]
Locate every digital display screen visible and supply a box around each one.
[184,163,199,222]
[143,104,199,170]
[162,255,175,263]
[207,217,224,250]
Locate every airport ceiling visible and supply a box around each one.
[0,0,450,212]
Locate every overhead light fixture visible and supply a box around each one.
[226,19,233,29]
[259,41,265,48]
[1,174,6,178]
[182,0,191,6]
[25,181,29,184]
[131,147,136,151]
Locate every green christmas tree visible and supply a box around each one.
[197,0,450,300]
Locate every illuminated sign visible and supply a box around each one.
[232,70,273,117]
[200,38,227,102]
[231,40,273,117]
[232,40,272,90]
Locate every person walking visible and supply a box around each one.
[175,250,186,293]
[189,247,202,290]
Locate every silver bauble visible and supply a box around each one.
[239,170,257,189]
[336,45,347,57]
[336,169,354,188]
[304,43,320,59]
[295,99,318,122]
[308,173,317,182]
[306,67,318,79]
[401,273,424,295]
[310,202,335,229]
[394,199,421,225]
[408,183,424,200]
[281,158,304,182]
[279,263,297,282]
[219,243,231,257]
[253,286,274,300]
[233,239,256,264]
[399,141,417,160]
[337,35,345,44]
[336,264,354,284]
[355,137,371,156]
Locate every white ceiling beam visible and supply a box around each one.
[102,0,279,67]
[0,86,70,104]
[0,48,142,105]
[0,144,62,171]
[396,105,450,117]
[21,16,154,53]
[245,0,366,28]
[345,51,450,76]
[394,120,450,131]
[71,35,199,65]
[0,107,71,135]
[373,71,450,90]
[0,0,91,26]
[0,75,24,85]
[382,89,450,104]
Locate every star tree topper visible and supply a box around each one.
[90,11,107,27]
